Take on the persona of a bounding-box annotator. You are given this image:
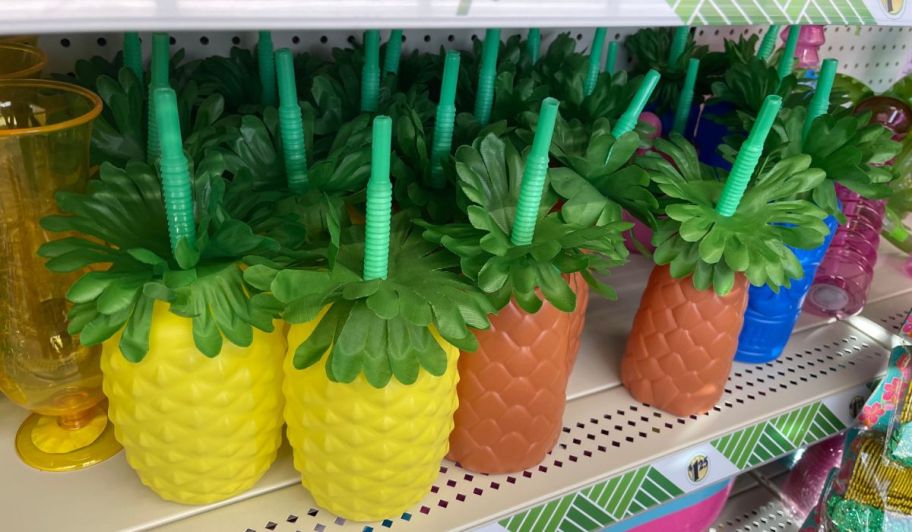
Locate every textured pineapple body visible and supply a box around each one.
[101,302,285,505]
[621,265,748,417]
[449,295,574,474]
[284,315,459,522]
[566,272,589,368]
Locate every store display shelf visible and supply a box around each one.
[1,0,908,35]
[1,250,906,532]
[712,483,798,532]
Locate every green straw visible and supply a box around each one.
[258,31,277,107]
[605,41,618,75]
[361,30,381,112]
[363,116,393,280]
[123,32,143,83]
[611,69,661,138]
[668,26,689,66]
[511,97,559,246]
[383,29,403,75]
[778,25,801,81]
[757,24,780,60]
[275,48,308,194]
[716,95,782,217]
[672,58,700,136]
[802,58,838,145]
[584,28,607,97]
[474,28,501,126]
[147,33,170,162]
[153,88,196,252]
[527,28,541,65]
[430,51,460,188]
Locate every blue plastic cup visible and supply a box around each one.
[735,214,840,364]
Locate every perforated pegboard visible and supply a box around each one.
[713,501,798,532]
[35,25,912,94]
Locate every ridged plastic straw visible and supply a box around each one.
[716,95,782,217]
[147,33,170,162]
[383,30,403,75]
[527,28,541,65]
[668,26,689,66]
[363,116,393,280]
[258,31,277,107]
[672,58,700,135]
[474,28,501,126]
[611,69,661,138]
[361,30,381,112]
[605,41,618,75]
[757,24,781,60]
[153,88,196,253]
[511,98,559,246]
[583,28,607,97]
[123,32,143,83]
[802,58,837,144]
[430,51,460,188]
[778,25,801,81]
[276,48,308,194]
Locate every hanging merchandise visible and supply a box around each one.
[39,89,286,503]
[0,79,122,472]
[621,95,830,417]
[800,315,912,531]
[804,95,909,318]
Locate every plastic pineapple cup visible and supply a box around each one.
[0,79,122,472]
[622,95,830,417]
[40,89,285,503]
[246,115,492,521]
[421,98,630,473]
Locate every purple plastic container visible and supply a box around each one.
[805,184,886,318]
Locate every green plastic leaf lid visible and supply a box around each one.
[756,24,780,60]
[123,32,143,84]
[257,31,277,107]
[275,47,309,194]
[777,25,801,81]
[612,69,661,138]
[361,30,381,112]
[474,28,501,126]
[383,30,404,75]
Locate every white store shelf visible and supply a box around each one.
[3,0,910,35]
[1,248,908,532]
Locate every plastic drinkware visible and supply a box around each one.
[805,184,886,318]
[735,214,839,363]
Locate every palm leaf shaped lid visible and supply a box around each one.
[420,97,630,314]
[644,95,831,295]
[721,59,900,221]
[39,88,280,362]
[244,116,493,388]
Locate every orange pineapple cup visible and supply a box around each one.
[621,95,831,417]
[421,98,631,473]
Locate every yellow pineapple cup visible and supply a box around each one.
[244,116,493,521]
[39,89,285,504]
